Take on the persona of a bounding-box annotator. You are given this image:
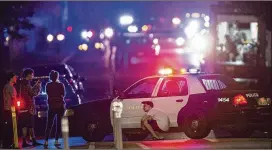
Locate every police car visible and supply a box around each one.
[66,68,272,141]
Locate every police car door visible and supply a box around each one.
[151,77,189,127]
[121,77,161,129]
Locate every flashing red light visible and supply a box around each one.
[233,94,248,105]
[17,101,21,107]
[67,26,73,32]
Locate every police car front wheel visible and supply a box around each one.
[183,113,211,139]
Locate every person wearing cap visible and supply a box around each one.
[2,72,17,148]
[44,70,66,148]
[141,101,170,140]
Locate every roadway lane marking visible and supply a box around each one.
[137,143,151,149]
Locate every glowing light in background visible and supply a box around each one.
[57,34,65,41]
[191,13,200,18]
[128,25,138,33]
[204,16,210,22]
[172,17,181,25]
[153,38,159,44]
[185,13,190,18]
[67,26,73,32]
[6,36,10,41]
[47,34,54,42]
[185,20,199,39]
[142,25,149,32]
[104,28,114,38]
[120,15,134,25]
[95,42,101,49]
[176,37,185,46]
[78,45,83,51]
[204,22,210,28]
[81,44,88,51]
[190,35,208,51]
[159,68,173,75]
[155,45,160,55]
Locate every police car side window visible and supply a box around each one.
[200,75,236,91]
[124,78,159,99]
[157,78,188,97]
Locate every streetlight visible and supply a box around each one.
[47,34,54,42]
[172,17,181,25]
[128,25,138,33]
[119,15,134,25]
[104,28,114,38]
[57,34,65,41]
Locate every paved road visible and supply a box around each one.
[25,130,272,149]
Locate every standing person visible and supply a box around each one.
[141,101,169,140]
[2,72,17,148]
[17,68,42,147]
[44,70,66,147]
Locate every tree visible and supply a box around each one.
[0,1,39,70]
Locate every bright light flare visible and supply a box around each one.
[204,16,210,22]
[172,17,181,25]
[47,34,54,42]
[153,38,159,44]
[142,25,149,32]
[57,34,65,41]
[81,44,88,51]
[176,37,185,46]
[191,13,200,18]
[78,45,83,51]
[185,20,199,38]
[104,28,114,38]
[204,22,210,28]
[155,45,160,55]
[191,35,208,51]
[120,15,134,25]
[128,25,138,33]
[6,36,10,41]
[180,68,187,74]
[81,30,93,39]
[159,68,173,75]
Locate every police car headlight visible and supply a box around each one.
[64,109,74,117]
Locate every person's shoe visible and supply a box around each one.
[54,140,61,147]
[32,141,43,146]
[22,142,32,148]
[43,141,48,148]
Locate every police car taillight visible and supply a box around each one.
[233,94,248,106]
[17,100,21,107]
[158,68,173,75]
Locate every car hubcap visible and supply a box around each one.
[191,120,199,131]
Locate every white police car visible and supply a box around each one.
[66,68,272,141]
[110,68,272,139]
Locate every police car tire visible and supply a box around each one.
[82,122,106,142]
[183,113,211,139]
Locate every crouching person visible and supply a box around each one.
[141,101,169,140]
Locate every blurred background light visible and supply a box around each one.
[120,15,134,25]
[81,44,88,51]
[176,37,185,46]
[128,25,138,33]
[153,38,159,44]
[57,34,65,41]
[172,17,181,25]
[47,34,54,42]
[104,28,114,38]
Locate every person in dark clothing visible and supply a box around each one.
[2,72,17,148]
[17,68,42,147]
[44,70,66,147]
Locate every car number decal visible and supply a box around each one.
[246,93,259,98]
[218,98,230,102]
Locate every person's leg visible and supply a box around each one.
[28,112,42,146]
[44,109,56,146]
[54,108,64,145]
[142,118,160,139]
[2,111,13,148]
[19,112,32,147]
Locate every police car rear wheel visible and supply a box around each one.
[82,122,106,142]
[183,113,211,139]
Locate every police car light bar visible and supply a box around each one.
[158,68,173,75]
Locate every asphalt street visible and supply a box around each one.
[23,129,272,149]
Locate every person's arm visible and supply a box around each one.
[60,83,65,98]
[27,82,42,97]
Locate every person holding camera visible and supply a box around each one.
[17,68,42,147]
